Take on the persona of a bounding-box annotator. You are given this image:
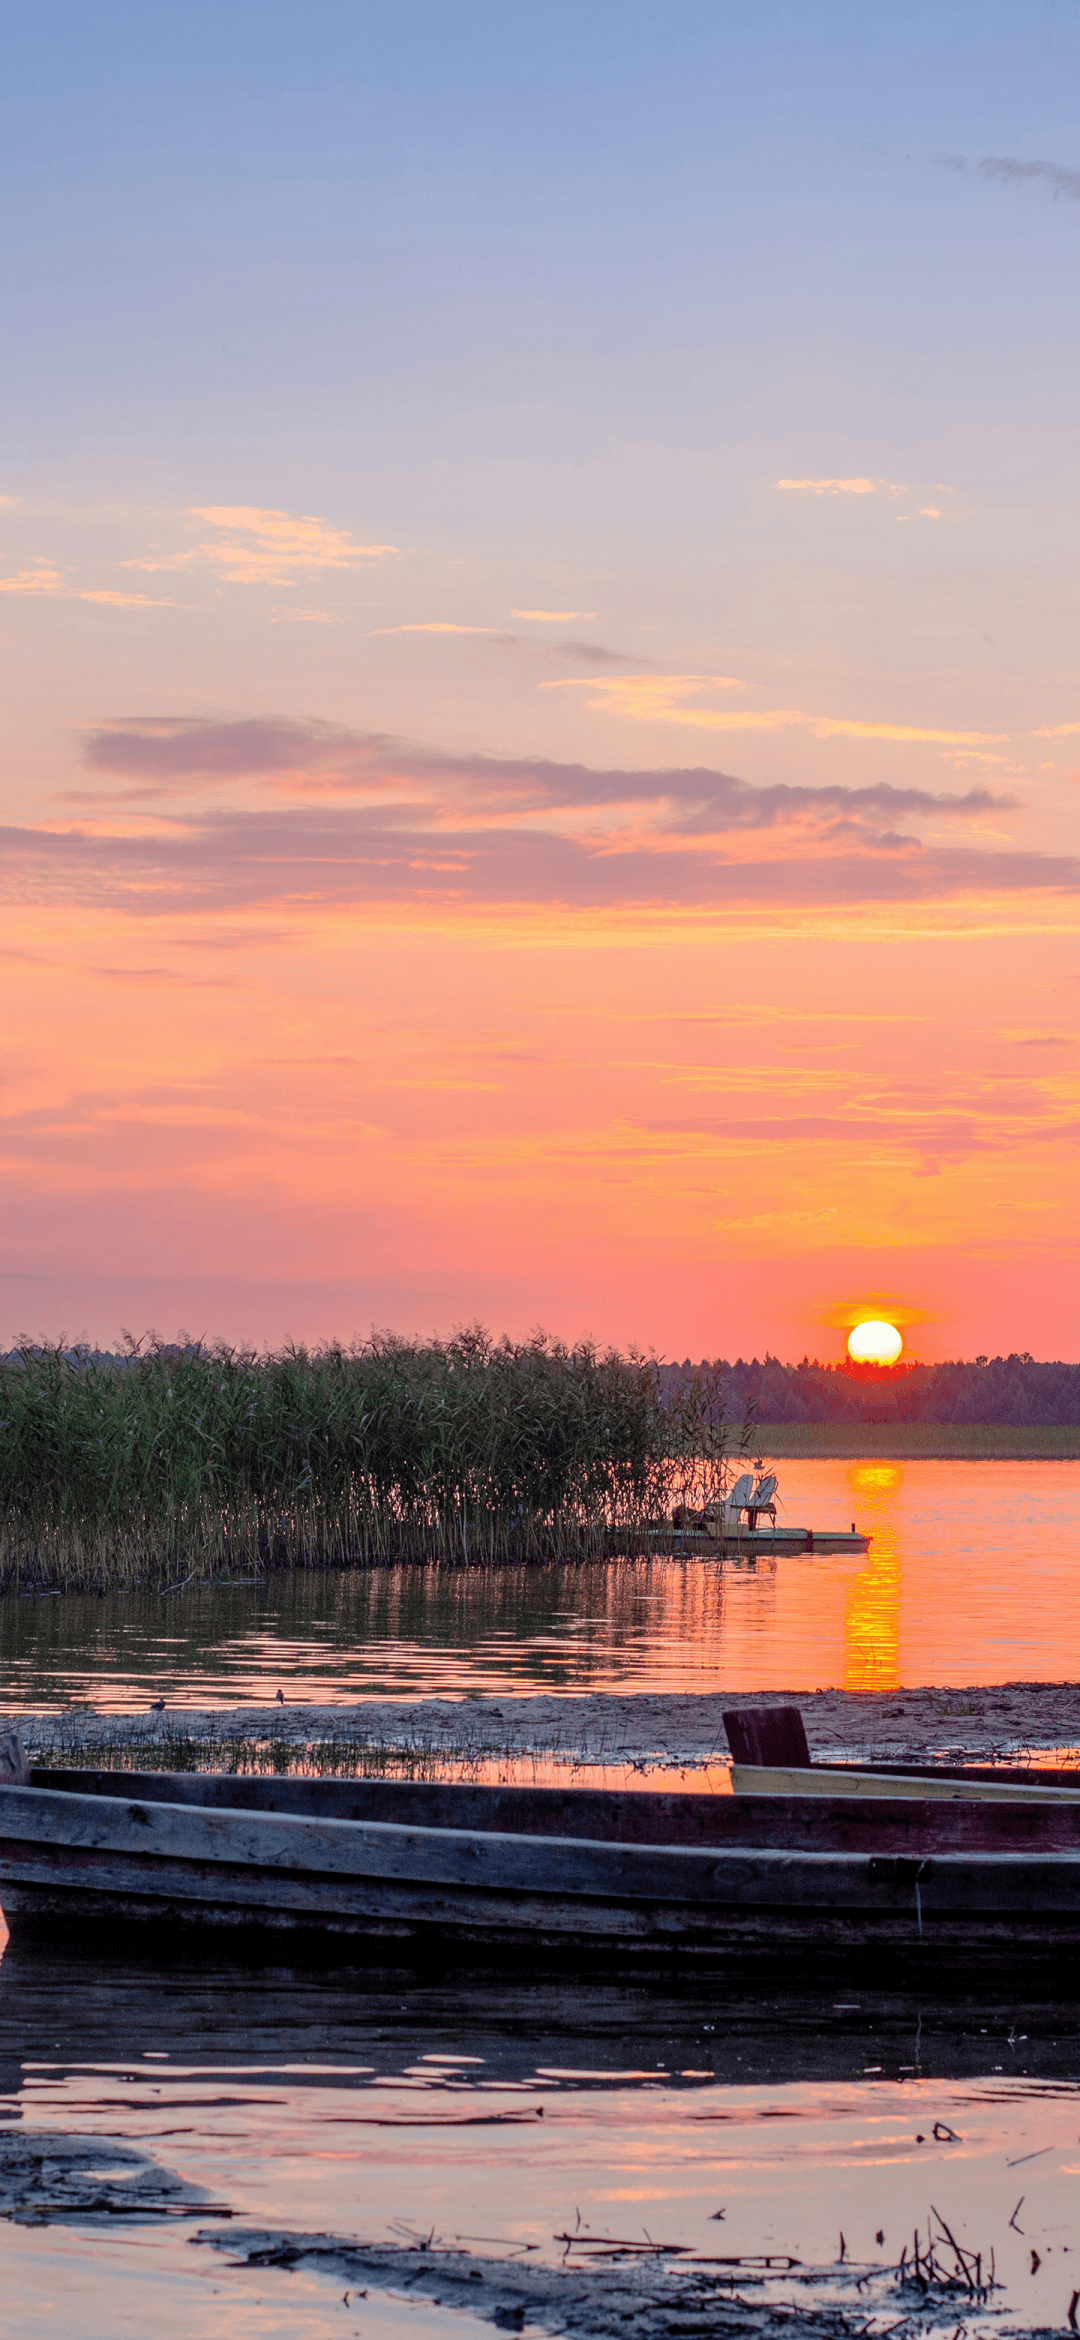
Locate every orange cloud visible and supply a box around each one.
[0,563,63,595]
[549,672,1007,746]
[776,477,905,495]
[511,608,596,621]
[77,590,173,608]
[125,506,398,587]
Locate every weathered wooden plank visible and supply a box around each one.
[0,1873,1044,1961]
[731,1763,1080,1803]
[2,1785,773,1900]
[36,1767,1080,1852]
[36,1768,747,1843]
[5,1789,1080,1919]
[0,1842,701,1934]
[723,1707,811,1768]
[5,1846,1080,1963]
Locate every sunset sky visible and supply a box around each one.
[2,1,1078,1362]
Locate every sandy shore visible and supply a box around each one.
[14,1680,1080,1770]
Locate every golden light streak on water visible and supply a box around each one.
[842,1464,902,1691]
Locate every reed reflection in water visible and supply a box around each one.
[0,1459,1074,1710]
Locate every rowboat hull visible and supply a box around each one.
[4,1771,1080,1970]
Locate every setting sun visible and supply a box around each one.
[847,1320,903,1366]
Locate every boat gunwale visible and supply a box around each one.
[5,1776,1080,1883]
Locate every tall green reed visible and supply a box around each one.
[0,1330,744,1592]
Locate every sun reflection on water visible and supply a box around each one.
[843,1464,902,1691]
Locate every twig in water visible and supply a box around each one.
[929,2206,975,2291]
[1008,2196,1025,2231]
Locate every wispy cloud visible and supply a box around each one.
[939,151,1080,201]
[555,640,639,667]
[548,671,1005,746]
[370,622,509,636]
[1033,722,1080,737]
[16,709,1064,918]
[77,590,173,608]
[547,673,745,715]
[776,478,906,495]
[80,715,1016,826]
[1,806,1075,918]
[0,561,173,606]
[511,608,596,621]
[125,506,398,587]
[643,1109,988,1161]
[0,563,63,595]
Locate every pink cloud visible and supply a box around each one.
[1,803,1075,917]
[0,713,1049,916]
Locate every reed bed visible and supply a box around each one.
[0,1330,742,1595]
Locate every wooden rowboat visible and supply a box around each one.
[3,1723,1080,1969]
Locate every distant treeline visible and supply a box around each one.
[658,1354,1080,1427]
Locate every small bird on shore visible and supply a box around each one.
[150,1698,165,1712]
[275,1689,285,1705]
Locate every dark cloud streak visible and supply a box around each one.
[1,806,1076,916]
[82,717,1013,831]
[937,150,1080,200]
[554,640,641,666]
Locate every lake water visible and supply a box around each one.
[2,1459,1078,1711]
[4,1461,1080,2337]
[2,1935,1079,2339]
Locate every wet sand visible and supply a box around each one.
[0,2134,971,2340]
[15,1679,1080,1770]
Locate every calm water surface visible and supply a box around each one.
[1,1938,1078,2338]
[2,1459,1078,1711]
[3,1465,1080,2333]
